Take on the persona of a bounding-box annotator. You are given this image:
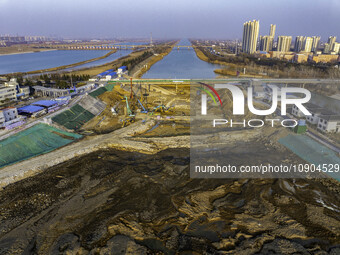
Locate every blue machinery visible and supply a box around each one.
[137,98,148,113]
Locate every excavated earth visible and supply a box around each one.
[0,144,339,254]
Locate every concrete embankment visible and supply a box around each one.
[0,119,190,189]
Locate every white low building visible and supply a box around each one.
[317,115,340,133]
[263,84,285,102]
[0,111,5,127]
[253,85,266,98]
[291,103,340,133]
[291,103,322,118]
[0,83,17,106]
[1,107,18,121]
[17,86,30,100]
[34,86,69,97]
[0,107,20,128]
[5,78,19,87]
[0,78,30,104]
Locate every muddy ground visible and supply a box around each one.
[0,145,339,254]
[0,85,339,254]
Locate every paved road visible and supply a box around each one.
[307,130,340,154]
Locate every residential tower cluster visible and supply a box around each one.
[242,20,340,63]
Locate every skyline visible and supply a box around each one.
[1,0,340,40]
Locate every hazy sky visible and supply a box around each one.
[1,0,339,40]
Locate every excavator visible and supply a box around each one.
[151,105,174,115]
[121,116,135,127]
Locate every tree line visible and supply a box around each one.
[199,46,340,78]
[121,51,153,70]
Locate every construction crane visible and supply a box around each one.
[124,96,134,116]
[137,98,148,113]
[121,96,135,127]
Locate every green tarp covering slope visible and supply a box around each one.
[0,123,82,168]
[52,104,95,130]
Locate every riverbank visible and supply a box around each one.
[192,43,340,79]
[66,42,177,77]
[0,44,59,55]
[192,46,266,78]
[129,41,178,78]
[0,49,57,56]
[16,49,117,76]
[66,49,149,76]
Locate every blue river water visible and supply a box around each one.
[62,50,132,71]
[0,50,113,74]
[0,39,221,77]
[142,39,223,79]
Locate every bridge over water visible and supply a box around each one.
[48,44,212,50]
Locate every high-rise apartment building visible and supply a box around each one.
[332,43,340,54]
[277,36,292,52]
[269,24,276,38]
[258,24,276,52]
[294,36,306,52]
[259,35,273,52]
[303,37,313,52]
[324,43,331,54]
[328,36,336,49]
[311,36,320,52]
[242,20,260,54]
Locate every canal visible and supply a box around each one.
[0,39,222,77]
[142,39,223,79]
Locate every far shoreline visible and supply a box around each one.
[0,49,58,57]
[0,49,118,76]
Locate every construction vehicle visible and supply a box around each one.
[152,105,174,115]
[121,116,135,127]
[178,89,185,95]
